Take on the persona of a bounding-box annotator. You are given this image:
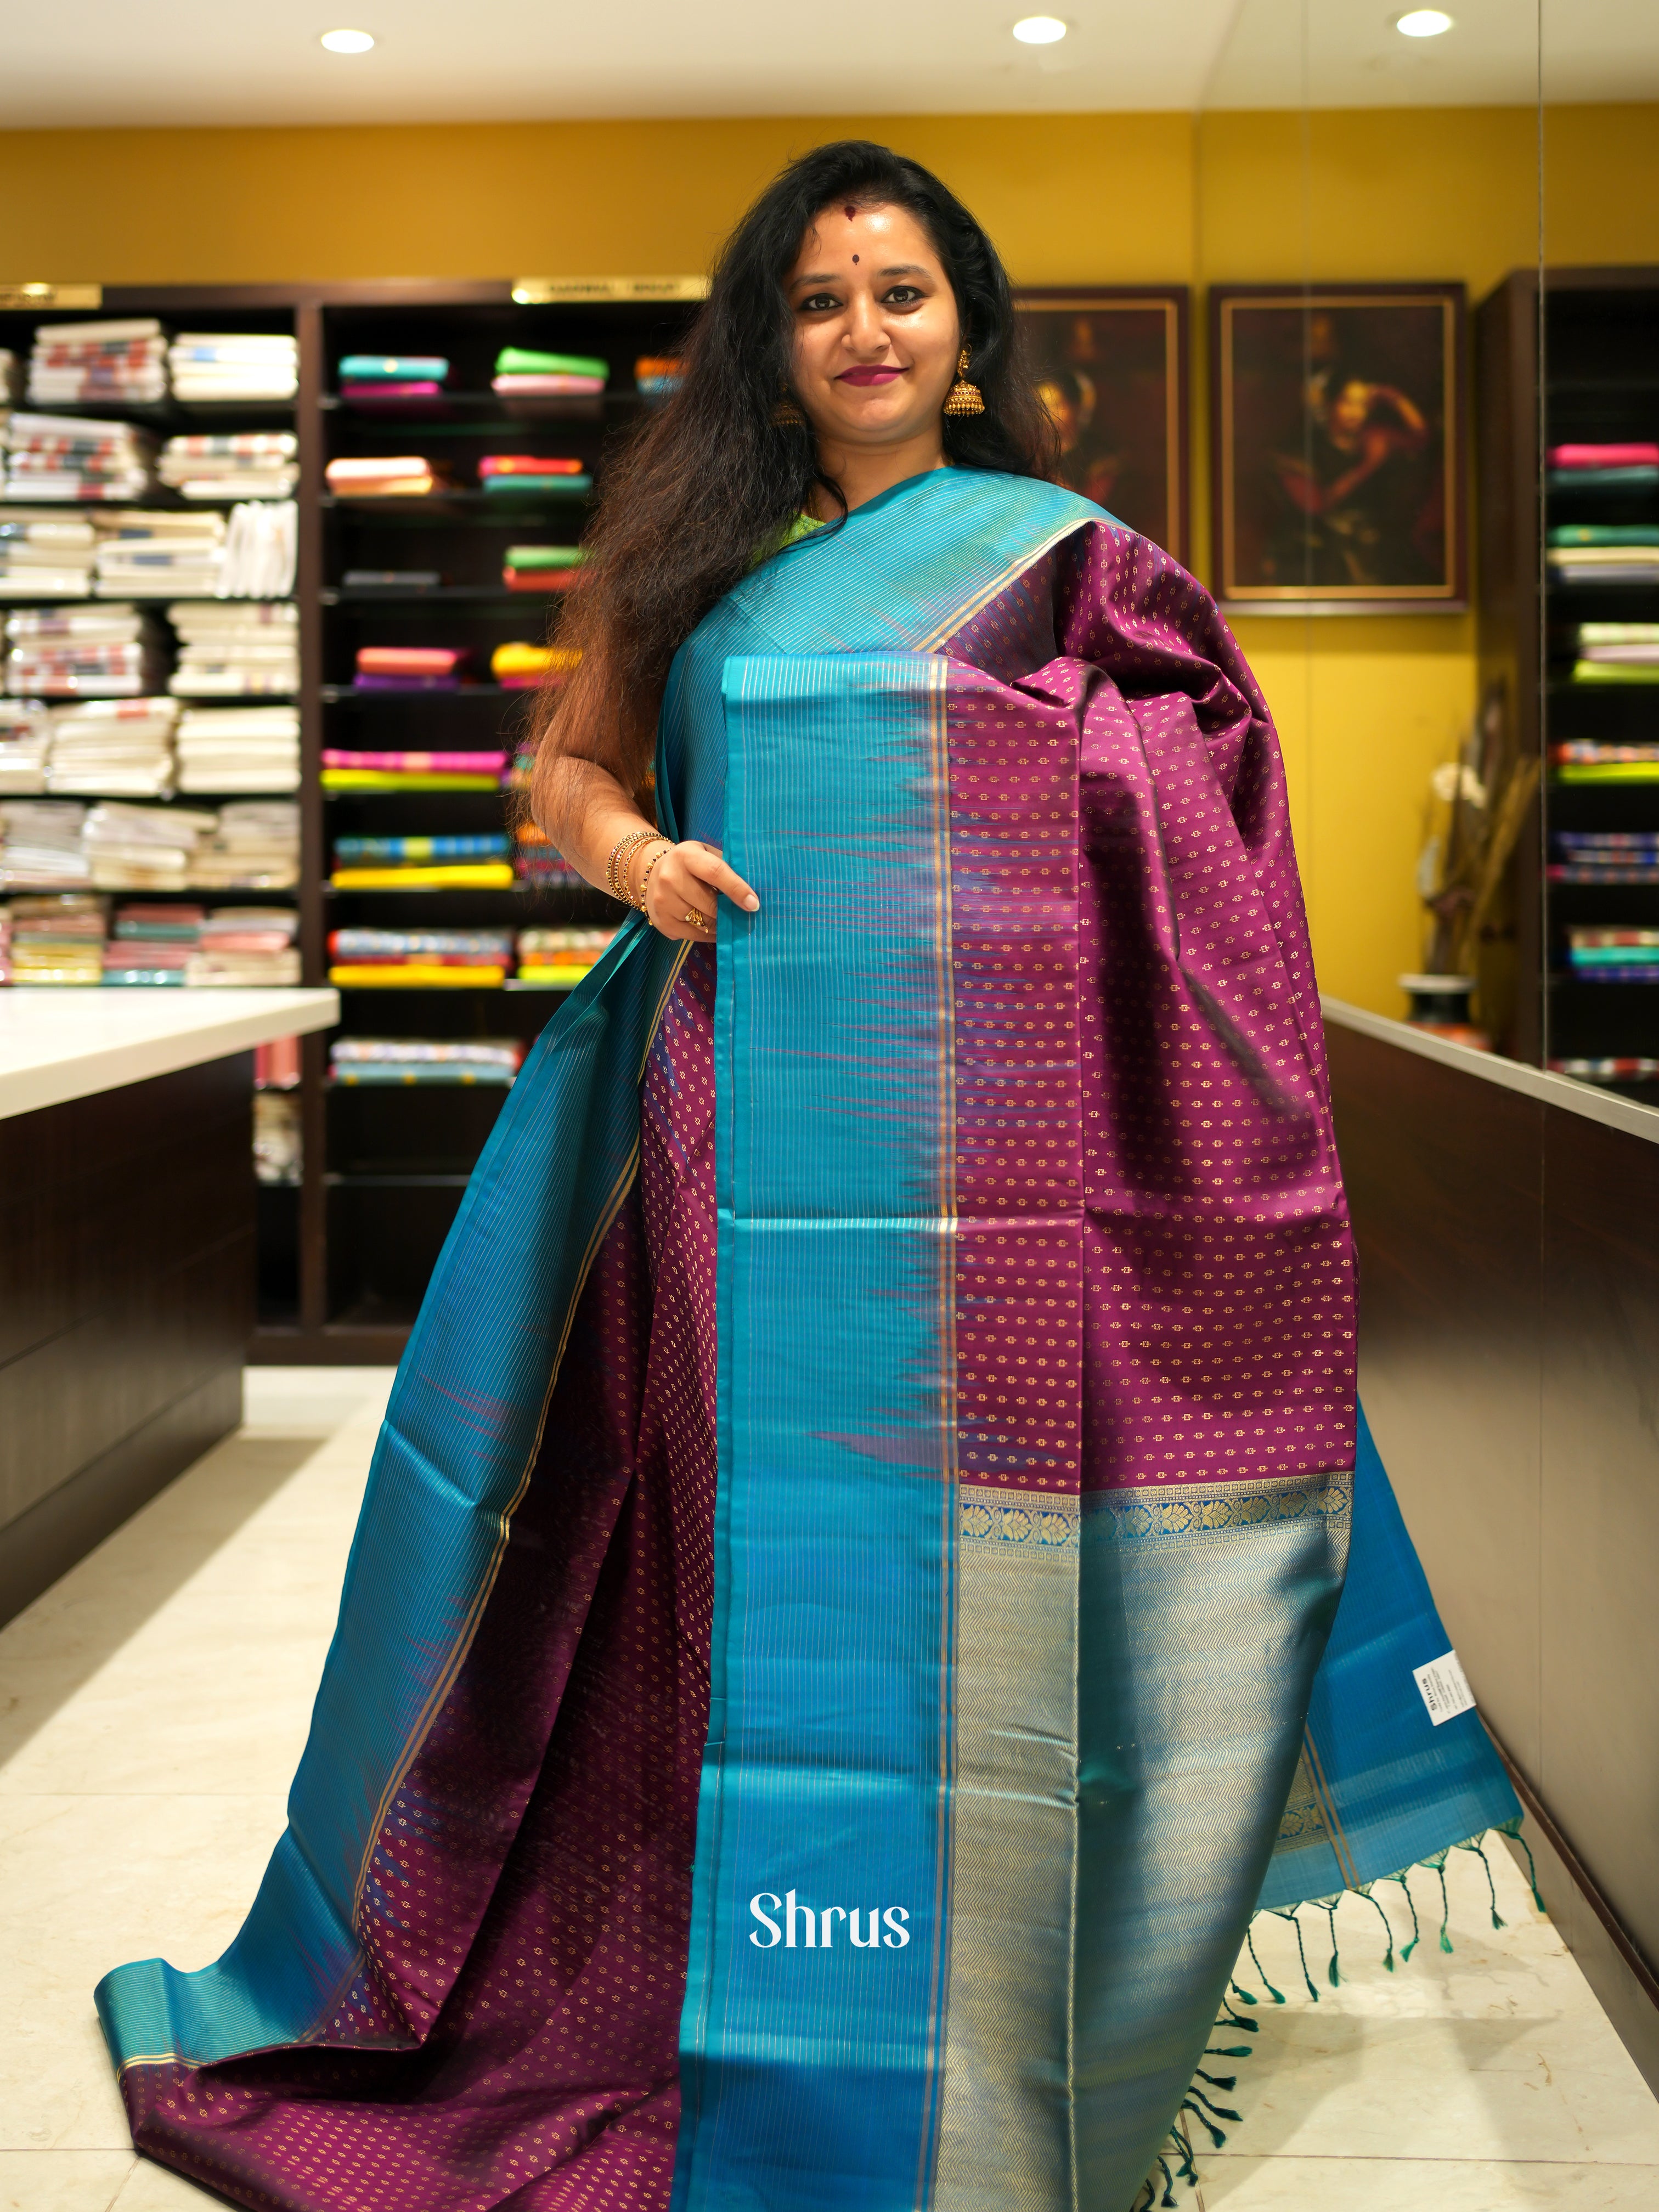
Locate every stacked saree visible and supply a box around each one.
[98,469,1518,2212]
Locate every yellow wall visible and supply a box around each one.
[3,103,1656,1016]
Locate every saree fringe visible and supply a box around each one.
[1144,1822,1550,2202]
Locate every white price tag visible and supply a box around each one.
[1413,1650,1476,1726]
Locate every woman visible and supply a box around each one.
[98,142,1517,2212]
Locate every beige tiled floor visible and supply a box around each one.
[2,1368,1656,2210]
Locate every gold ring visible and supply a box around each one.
[684,906,709,930]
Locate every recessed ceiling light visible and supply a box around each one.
[1395,9,1453,35]
[1012,16,1068,44]
[320,28,375,53]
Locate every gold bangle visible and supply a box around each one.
[605,828,659,905]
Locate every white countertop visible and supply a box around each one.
[0,988,338,1120]
[1322,995,1659,1149]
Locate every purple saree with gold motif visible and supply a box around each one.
[97,469,1516,2212]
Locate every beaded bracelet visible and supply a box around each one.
[635,842,673,912]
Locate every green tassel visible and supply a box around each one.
[1497,1815,1547,1913]
[1207,2045,1253,2059]
[1182,2096,1227,2151]
[1388,1870,1421,1960]
[1357,1884,1396,1970]
[1432,1858,1454,1953]
[1197,2069,1237,2093]
[1218,2004,1259,2033]
[1177,2114,1203,2185]
[1132,2180,1154,2212]
[1156,2153,1178,2207]
[1228,1977,1259,2005]
[1324,1900,1342,1985]
[1272,1908,1321,2001]
[1457,1837,1506,1930]
[1245,1927,1285,2003]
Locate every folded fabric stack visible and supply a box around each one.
[1571,621,1659,683]
[1566,926,1659,981]
[338,354,450,405]
[159,432,298,501]
[492,348,608,397]
[188,906,300,985]
[7,892,105,981]
[103,902,203,986]
[176,706,300,793]
[1549,526,1659,588]
[1,802,88,887]
[46,698,179,795]
[513,819,582,888]
[503,545,586,592]
[353,645,467,692]
[326,455,441,499]
[84,800,216,890]
[0,704,49,794]
[0,510,98,597]
[28,319,167,405]
[191,802,301,889]
[1549,1056,1659,1083]
[478,456,591,499]
[330,1037,524,1085]
[635,356,684,403]
[254,1091,302,1181]
[167,332,298,402]
[1550,741,1659,784]
[492,641,579,690]
[3,413,157,501]
[331,831,514,890]
[515,926,618,987]
[6,606,165,697]
[95,511,226,599]
[170,602,298,696]
[327,926,514,987]
[0,348,18,402]
[219,500,298,596]
[321,747,504,792]
[1547,441,1659,491]
[1548,831,1659,885]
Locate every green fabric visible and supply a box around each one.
[494,347,608,379]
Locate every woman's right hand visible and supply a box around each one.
[635,838,760,943]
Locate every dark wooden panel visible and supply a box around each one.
[1327,1025,1545,1774]
[0,1363,243,1629]
[1539,1110,1659,1971]
[0,1230,255,1527]
[0,1056,256,1568]
[0,1057,253,1371]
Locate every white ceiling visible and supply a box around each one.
[1,0,1655,129]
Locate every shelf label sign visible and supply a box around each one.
[511,275,709,304]
[0,281,103,309]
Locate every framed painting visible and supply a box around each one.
[1017,287,1189,563]
[1209,283,1467,612]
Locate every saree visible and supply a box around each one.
[98,469,1518,2212]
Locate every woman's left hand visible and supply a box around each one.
[639,839,760,942]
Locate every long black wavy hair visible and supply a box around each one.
[534,138,1057,806]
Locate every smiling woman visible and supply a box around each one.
[94,135,1519,2212]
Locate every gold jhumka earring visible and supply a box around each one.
[772,387,807,428]
[943,347,985,418]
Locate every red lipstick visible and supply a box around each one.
[838,365,904,386]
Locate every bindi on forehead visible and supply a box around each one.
[844,203,857,219]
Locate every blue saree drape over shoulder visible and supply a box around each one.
[97,469,1517,2212]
